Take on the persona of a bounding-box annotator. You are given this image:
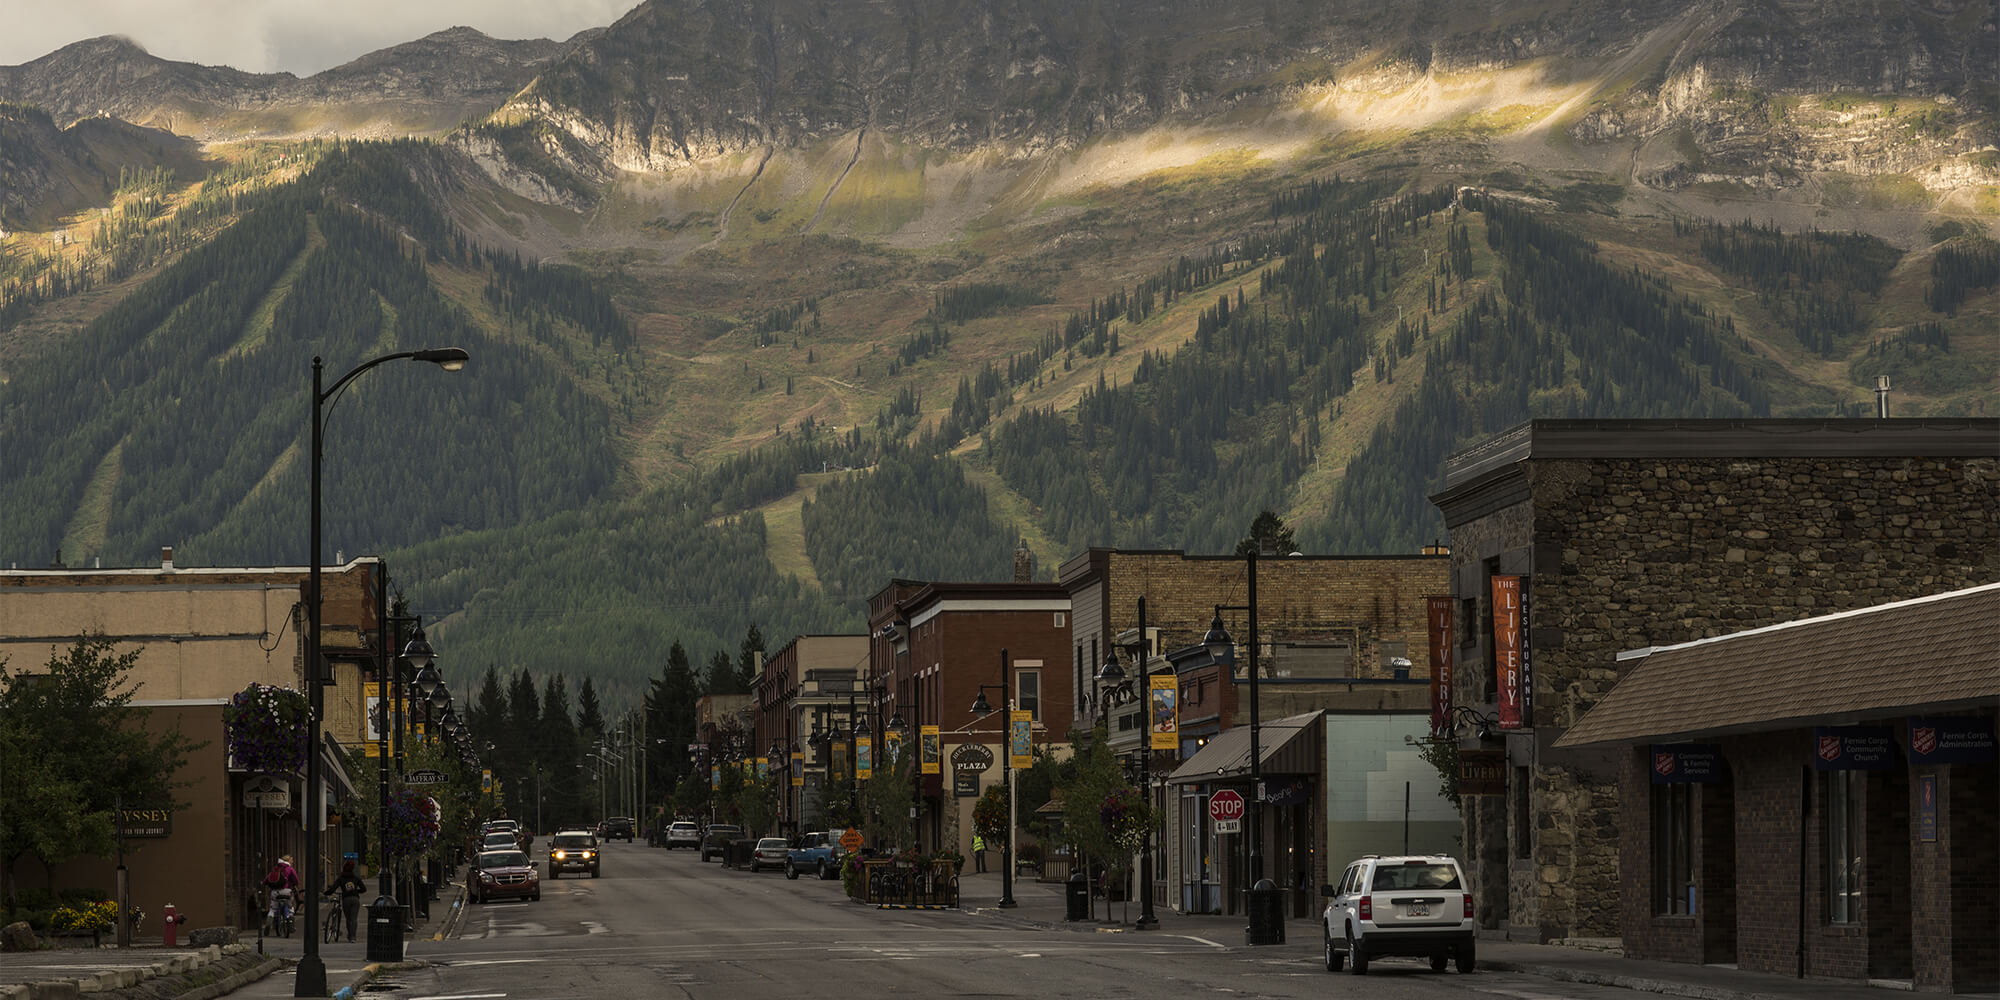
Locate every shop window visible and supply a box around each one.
[1017,670,1041,722]
[1652,783,1692,914]
[1826,770,1863,924]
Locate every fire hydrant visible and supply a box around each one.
[163,904,188,946]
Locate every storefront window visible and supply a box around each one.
[1652,783,1692,914]
[1826,770,1862,923]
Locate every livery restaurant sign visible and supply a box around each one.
[1907,715,1996,765]
[1650,745,1724,783]
[1426,596,1454,738]
[1813,726,1898,770]
[1491,576,1532,730]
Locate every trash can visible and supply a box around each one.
[1245,879,1286,946]
[1065,870,1090,921]
[365,897,405,963]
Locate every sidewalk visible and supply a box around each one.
[948,870,1993,1000]
[0,872,464,1000]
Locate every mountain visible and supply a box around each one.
[0,0,1994,708]
[0,28,581,142]
[0,103,205,231]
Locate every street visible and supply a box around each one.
[360,840,1644,1000]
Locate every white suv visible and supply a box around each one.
[664,821,700,850]
[1321,854,1475,974]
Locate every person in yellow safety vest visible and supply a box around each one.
[972,834,988,873]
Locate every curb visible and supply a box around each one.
[1482,959,1766,1000]
[171,955,283,1000]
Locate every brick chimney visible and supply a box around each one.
[1013,539,1033,582]
[161,546,175,571]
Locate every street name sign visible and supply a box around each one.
[405,768,449,784]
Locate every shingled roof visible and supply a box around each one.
[1554,583,2000,748]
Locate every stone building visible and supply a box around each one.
[1427,418,2000,944]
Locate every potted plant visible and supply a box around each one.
[223,683,309,774]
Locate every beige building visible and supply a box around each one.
[0,549,379,932]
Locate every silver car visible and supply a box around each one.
[1321,854,1475,974]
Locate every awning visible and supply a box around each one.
[1167,711,1322,784]
[1555,583,2000,749]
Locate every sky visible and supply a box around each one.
[0,0,638,76]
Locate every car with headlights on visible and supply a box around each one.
[470,849,540,904]
[547,831,600,878]
[1321,854,1474,974]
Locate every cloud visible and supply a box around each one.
[0,0,635,75]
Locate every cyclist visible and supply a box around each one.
[263,854,300,936]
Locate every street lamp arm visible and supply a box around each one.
[317,348,470,428]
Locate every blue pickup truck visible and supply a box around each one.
[785,831,844,880]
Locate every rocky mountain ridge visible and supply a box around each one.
[0,27,588,141]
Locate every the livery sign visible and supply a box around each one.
[1649,745,1725,784]
[1426,596,1454,738]
[1492,576,1530,729]
[1812,726,1898,770]
[1906,715,1995,765]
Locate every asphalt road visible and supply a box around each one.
[375,840,1648,1000]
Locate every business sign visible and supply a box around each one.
[117,807,173,838]
[1650,745,1725,784]
[1492,576,1530,729]
[1426,595,1455,738]
[920,725,941,775]
[1918,774,1938,843]
[243,774,291,809]
[1907,715,1995,765]
[1457,749,1506,796]
[1008,710,1032,770]
[1813,726,1898,771]
[1149,675,1178,750]
[1208,789,1244,834]
[857,736,873,780]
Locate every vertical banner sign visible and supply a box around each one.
[791,750,805,787]
[756,757,768,780]
[1149,674,1178,750]
[1519,579,1534,727]
[1492,576,1525,730]
[1426,596,1455,738]
[481,769,492,793]
[832,741,847,779]
[885,729,903,765]
[920,725,941,775]
[710,765,720,791]
[1008,710,1032,770]
[857,736,873,780]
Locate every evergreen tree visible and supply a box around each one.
[736,624,765,693]
[576,677,606,749]
[1235,510,1298,556]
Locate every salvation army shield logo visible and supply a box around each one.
[1654,752,1677,777]
[1912,727,1938,756]
[1818,735,1843,761]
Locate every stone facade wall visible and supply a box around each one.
[1444,446,2000,943]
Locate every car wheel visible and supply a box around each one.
[787,862,799,880]
[819,860,831,880]
[1431,954,1449,972]
[1456,942,1477,974]
[1323,927,1344,972]
[1347,930,1369,975]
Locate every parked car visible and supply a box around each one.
[470,849,540,904]
[548,831,600,878]
[481,831,520,852]
[749,837,790,872]
[786,831,844,880]
[602,817,636,841]
[663,821,701,850]
[1321,855,1474,974]
[699,824,744,862]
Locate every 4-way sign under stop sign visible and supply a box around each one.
[1208,789,1244,834]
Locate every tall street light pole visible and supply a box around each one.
[302,347,466,996]
[970,648,1016,909]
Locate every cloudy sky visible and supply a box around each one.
[0,0,637,75]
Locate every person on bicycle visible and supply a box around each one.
[324,860,367,942]
[264,855,299,935]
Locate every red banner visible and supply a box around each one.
[1492,576,1524,729]
[1426,596,1455,737]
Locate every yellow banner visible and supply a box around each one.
[710,765,719,790]
[755,757,768,780]
[1150,674,1179,750]
[481,769,493,793]
[920,725,940,775]
[1009,710,1032,770]
[791,750,804,787]
[857,736,873,780]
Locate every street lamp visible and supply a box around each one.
[303,346,466,996]
[1205,549,1286,947]
[1108,596,1160,931]
[368,621,433,963]
[969,648,1017,909]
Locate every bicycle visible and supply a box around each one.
[263,889,295,939]
[321,896,342,943]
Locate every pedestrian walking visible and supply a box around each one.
[324,860,367,942]
[972,834,988,873]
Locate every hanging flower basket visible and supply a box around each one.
[383,787,441,860]
[224,683,310,774]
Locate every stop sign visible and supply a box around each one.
[1208,789,1245,822]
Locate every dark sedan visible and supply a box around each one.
[470,850,540,903]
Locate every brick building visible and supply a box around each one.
[1556,584,1998,992]
[1060,547,1448,919]
[0,550,382,932]
[1427,418,2000,944]
[866,578,1073,858]
[755,634,870,835]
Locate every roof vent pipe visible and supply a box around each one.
[1875,376,1891,418]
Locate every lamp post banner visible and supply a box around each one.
[857,736,873,780]
[1491,576,1526,730]
[1426,596,1454,738]
[920,726,941,774]
[1008,711,1032,770]
[1148,675,1178,750]
[791,750,805,787]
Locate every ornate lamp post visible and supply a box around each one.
[302,347,465,996]
[969,648,1017,909]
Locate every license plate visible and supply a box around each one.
[1406,903,1429,917]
